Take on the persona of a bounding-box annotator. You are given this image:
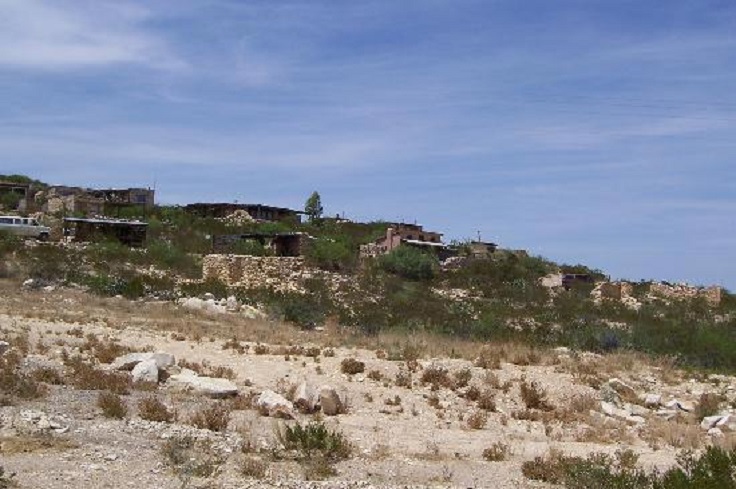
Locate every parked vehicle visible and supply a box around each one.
[0,215,50,241]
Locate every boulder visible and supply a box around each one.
[150,353,176,370]
[131,359,159,383]
[294,382,318,414]
[110,353,152,371]
[0,341,9,356]
[167,371,239,398]
[319,386,343,416]
[607,378,637,399]
[708,427,725,438]
[643,394,661,408]
[256,390,294,419]
[110,352,175,372]
[628,404,650,418]
[665,399,693,412]
[225,296,240,312]
[701,414,731,430]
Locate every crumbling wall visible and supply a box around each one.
[203,255,316,293]
[598,282,633,300]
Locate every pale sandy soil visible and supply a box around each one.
[0,282,732,488]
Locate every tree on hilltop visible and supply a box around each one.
[305,191,323,222]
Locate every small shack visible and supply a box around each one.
[63,218,148,247]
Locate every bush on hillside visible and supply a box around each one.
[378,246,437,281]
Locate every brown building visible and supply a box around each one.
[185,203,303,223]
[361,223,447,258]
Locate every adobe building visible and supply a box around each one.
[361,223,449,258]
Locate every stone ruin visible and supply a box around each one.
[202,255,315,293]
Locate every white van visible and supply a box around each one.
[0,216,51,241]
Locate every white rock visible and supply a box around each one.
[708,427,724,438]
[166,372,238,398]
[655,409,679,421]
[294,382,318,414]
[628,404,650,418]
[319,386,343,416]
[110,352,175,371]
[225,296,240,312]
[256,390,294,419]
[702,415,722,430]
[131,359,159,383]
[665,399,693,412]
[110,353,152,371]
[643,394,661,408]
[149,352,176,370]
[0,341,9,356]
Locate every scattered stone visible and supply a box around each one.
[256,390,295,419]
[131,359,159,383]
[319,386,343,416]
[0,340,9,356]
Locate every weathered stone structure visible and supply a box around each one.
[203,255,316,293]
[598,282,634,300]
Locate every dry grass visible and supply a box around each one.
[138,396,176,423]
[239,456,268,479]
[694,392,725,419]
[65,357,131,394]
[642,418,702,450]
[477,390,497,412]
[177,359,236,380]
[520,379,553,411]
[0,351,47,404]
[189,402,232,432]
[466,410,488,430]
[0,434,78,454]
[340,358,365,375]
[482,442,510,461]
[30,367,65,385]
[97,391,128,419]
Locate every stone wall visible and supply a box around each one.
[203,255,319,293]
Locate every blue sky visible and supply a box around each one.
[2,0,735,288]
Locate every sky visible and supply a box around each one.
[1,0,735,288]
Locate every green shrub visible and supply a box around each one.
[522,446,736,489]
[378,246,437,281]
[277,422,352,461]
[304,237,354,271]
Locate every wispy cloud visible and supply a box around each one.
[0,0,184,70]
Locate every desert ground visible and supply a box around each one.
[1,280,733,488]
